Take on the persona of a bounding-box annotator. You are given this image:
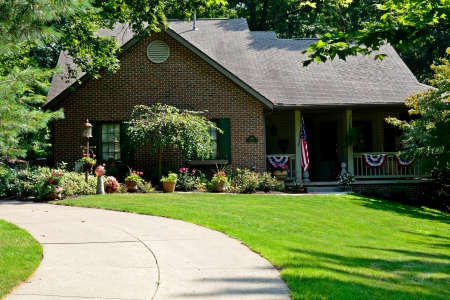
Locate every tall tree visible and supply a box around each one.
[0,0,226,158]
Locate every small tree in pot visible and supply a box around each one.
[161,173,178,193]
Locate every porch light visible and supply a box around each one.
[82,120,93,138]
[271,124,277,136]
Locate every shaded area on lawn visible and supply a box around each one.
[55,193,450,300]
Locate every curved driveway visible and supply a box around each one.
[0,201,289,300]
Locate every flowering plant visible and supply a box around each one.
[211,171,227,184]
[337,172,356,186]
[126,169,143,181]
[81,153,96,165]
[48,171,64,185]
[271,163,289,172]
[103,176,119,192]
[177,168,197,191]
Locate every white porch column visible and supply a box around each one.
[345,108,354,174]
[295,110,303,182]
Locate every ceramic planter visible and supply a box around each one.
[212,181,225,192]
[162,181,176,193]
[125,180,138,193]
[273,170,288,181]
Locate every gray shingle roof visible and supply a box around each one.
[46,18,429,107]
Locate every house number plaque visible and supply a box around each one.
[246,135,258,143]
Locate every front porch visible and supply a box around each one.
[265,107,425,182]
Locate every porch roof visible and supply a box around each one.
[45,18,430,108]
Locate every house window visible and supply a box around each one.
[101,123,121,160]
[208,121,219,158]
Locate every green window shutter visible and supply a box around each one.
[90,121,100,158]
[218,118,231,164]
[120,122,134,164]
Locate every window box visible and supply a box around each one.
[189,159,228,166]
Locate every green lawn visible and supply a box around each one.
[56,193,450,300]
[0,219,42,299]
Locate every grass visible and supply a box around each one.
[56,193,450,300]
[0,219,42,299]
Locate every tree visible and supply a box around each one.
[386,49,450,172]
[126,104,221,180]
[302,0,450,66]
[0,0,226,159]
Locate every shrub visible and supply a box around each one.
[427,167,450,212]
[361,187,384,198]
[388,182,412,204]
[232,168,260,194]
[257,172,283,192]
[142,182,156,193]
[59,172,96,196]
[0,163,14,198]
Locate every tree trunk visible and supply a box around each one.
[158,147,162,181]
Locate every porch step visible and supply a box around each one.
[305,186,350,194]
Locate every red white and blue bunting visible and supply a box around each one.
[362,154,387,169]
[267,156,290,169]
[394,154,415,168]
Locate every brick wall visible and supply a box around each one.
[50,31,267,174]
[352,181,436,204]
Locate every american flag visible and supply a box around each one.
[301,118,310,171]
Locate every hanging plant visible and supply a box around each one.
[343,127,365,152]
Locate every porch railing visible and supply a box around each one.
[353,152,421,179]
[266,154,296,181]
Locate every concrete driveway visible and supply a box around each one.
[0,200,290,300]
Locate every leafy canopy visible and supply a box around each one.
[386,48,450,172]
[303,0,450,66]
[126,104,221,178]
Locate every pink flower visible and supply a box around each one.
[132,171,136,173]
[192,169,196,174]
[93,154,96,158]
[49,179,54,183]
[139,172,143,175]
[214,174,217,177]
[111,163,115,167]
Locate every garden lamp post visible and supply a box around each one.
[82,120,93,183]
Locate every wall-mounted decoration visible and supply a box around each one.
[271,124,277,136]
[246,135,258,143]
[278,139,289,153]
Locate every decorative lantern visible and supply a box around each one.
[271,124,277,136]
[82,120,93,138]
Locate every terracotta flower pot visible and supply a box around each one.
[125,180,138,193]
[212,181,225,192]
[106,187,116,194]
[162,181,176,193]
[273,170,288,181]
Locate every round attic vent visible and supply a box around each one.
[146,40,170,63]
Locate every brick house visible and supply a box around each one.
[44,18,431,189]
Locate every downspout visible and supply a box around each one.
[263,108,274,172]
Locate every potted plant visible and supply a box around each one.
[337,172,356,192]
[342,127,365,152]
[161,173,178,193]
[104,176,119,194]
[211,164,230,192]
[81,152,97,171]
[271,164,289,181]
[125,169,143,193]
